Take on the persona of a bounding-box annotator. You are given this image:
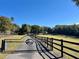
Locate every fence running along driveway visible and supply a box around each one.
[36,37,79,59]
[0,36,79,59]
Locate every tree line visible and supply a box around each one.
[1,16,79,37]
[52,24,79,36]
[17,24,52,35]
[0,16,52,35]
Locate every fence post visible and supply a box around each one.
[42,37,44,45]
[1,40,5,52]
[51,38,53,51]
[61,39,63,57]
[47,38,48,48]
[49,38,53,51]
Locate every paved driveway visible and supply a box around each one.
[5,36,43,59]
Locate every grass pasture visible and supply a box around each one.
[0,35,26,59]
[37,35,79,59]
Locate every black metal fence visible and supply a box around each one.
[37,37,79,59]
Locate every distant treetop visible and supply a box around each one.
[73,0,79,6]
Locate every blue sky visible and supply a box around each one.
[0,0,79,27]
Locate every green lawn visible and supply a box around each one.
[37,35,79,59]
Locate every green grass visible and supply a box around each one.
[37,35,79,59]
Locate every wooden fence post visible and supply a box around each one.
[49,38,53,51]
[61,39,63,57]
[1,40,5,52]
[51,38,53,51]
[47,38,48,48]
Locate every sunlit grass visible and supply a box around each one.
[0,35,26,59]
[37,34,79,59]
[0,35,25,47]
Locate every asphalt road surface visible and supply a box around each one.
[5,36,64,59]
[5,36,43,59]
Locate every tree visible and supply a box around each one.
[0,16,13,34]
[31,25,41,34]
[40,27,44,34]
[12,24,20,34]
[52,24,79,36]
[73,0,79,6]
[10,17,14,21]
[18,24,31,35]
[47,27,52,34]
[41,26,52,34]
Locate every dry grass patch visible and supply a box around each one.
[0,35,26,59]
